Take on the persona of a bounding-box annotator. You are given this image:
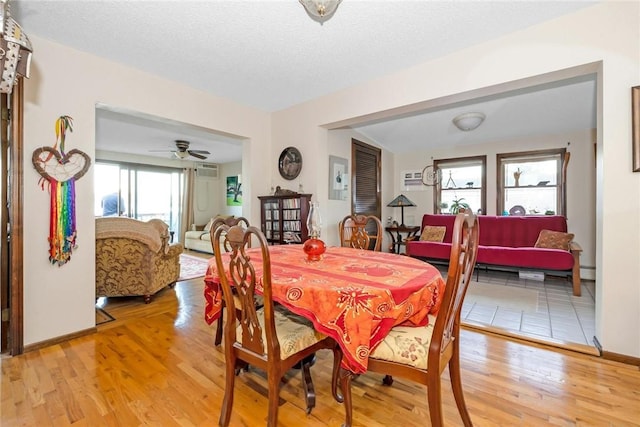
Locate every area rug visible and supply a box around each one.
[96,307,115,325]
[464,282,539,313]
[179,253,209,281]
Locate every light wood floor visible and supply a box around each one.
[2,276,640,426]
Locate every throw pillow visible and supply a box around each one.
[420,225,447,242]
[534,229,574,251]
[203,217,216,232]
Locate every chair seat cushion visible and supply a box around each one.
[231,294,264,309]
[237,305,326,359]
[369,314,436,369]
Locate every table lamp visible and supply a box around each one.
[387,194,416,227]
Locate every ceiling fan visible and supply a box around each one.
[151,140,210,160]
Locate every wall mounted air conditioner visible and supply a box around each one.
[196,163,219,179]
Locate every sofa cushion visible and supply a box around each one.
[185,230,209,240]
[420,225,446,242]
[477,215,567,247]
[534,229,574,251]
[476,245,574,270]
[406,241,452,260]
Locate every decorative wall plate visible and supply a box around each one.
[278,146,302,180]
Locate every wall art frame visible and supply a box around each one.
[329,155,348,200]
[633,86,640,172]
[226,175,242,206]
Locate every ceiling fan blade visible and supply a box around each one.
[189,150,211,154]
[189,151,208,160]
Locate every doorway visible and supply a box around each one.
[339,65,599,353]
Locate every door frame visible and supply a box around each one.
[0,82,25,355]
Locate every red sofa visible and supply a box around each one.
[406,214,582,296]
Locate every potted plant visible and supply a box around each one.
[449,197,470,214]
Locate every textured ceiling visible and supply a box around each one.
[11,0,598,162]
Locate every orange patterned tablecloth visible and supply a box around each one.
[204,245,445,373]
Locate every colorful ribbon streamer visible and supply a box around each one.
[43,116,78,266]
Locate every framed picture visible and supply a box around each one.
[226,175,242,206]
[633,86,640,172]
[329,155,348,200]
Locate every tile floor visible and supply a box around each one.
[444,267,597,349]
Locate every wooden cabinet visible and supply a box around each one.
[258,194,312,245]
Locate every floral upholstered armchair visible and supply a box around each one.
[95,217,184,303]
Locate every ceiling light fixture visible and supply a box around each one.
[174,151,189,160]
[452,112,486,131]
[299,0,342,23]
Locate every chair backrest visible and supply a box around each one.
[210,216,251,253]
[213,224,280,360]
[429,212,479,367]
[338,214,383,252]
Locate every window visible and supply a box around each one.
[434,156,486,215]
[497,148,567,216]
[95,162,184,240]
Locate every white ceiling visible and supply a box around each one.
[11,0,598,163]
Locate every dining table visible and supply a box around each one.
[204,245,446,374]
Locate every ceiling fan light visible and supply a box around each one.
[452,112,486,131]
[299,0,341,21]
[174,151,189,160]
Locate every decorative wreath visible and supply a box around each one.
[421,165,441,186]
[31,116,92,266]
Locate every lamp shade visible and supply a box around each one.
[452,112,485,131]
[387,194,416,227]
[387,194,416,208]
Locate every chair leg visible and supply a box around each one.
[338,367,354,427]
[143,294,152,304]
[267,375,281,427]
[449,344,472,426]
[426,375,444,427]
[301,361,316,414]
[214,303,224,346]
[218,355,237,427]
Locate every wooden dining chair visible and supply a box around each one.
[337,212,480,427]
[213,224,341,427]
[338,214,383,252]
[211,216,255,346]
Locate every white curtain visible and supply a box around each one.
[180,168,196,243]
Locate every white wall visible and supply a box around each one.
[22,36,270,346]
[272,2,640,357]
[394,129,596,279]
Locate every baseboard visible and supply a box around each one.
[23,327,97,353]
[601,350,640,367]
[462,321,601,357]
